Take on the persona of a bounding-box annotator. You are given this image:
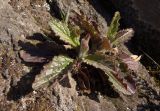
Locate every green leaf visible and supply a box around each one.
[49,18,80,48]
[83,54,136,95]
[60,7,70,24]
[32,55,73,90]
[107,11,121,42]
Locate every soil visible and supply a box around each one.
[0,0,159,111]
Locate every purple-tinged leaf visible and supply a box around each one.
[119,51,140,71]
[100,37,112,50]
[71,11,103,51]
[79,34,91,58]
[114,67,136,94]
[76,69,91,94]
[112,28,134,45]
[72,11,99,39]
[19,50,47,63]
[83,54,136,95]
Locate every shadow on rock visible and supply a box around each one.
[7,33,65,100]
[87,0,116,23]
[7,32,119,101]
[7,65,43,101]
[72,64,120,100]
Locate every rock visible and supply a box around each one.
[48,0,108,36]
[0,0,51,110]
[0,0,159,111]
[109,0,160,63]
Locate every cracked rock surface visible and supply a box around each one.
[0,0,159,111]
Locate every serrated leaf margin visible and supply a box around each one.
[32,55,73,90]
[107,11,120,42]
[49,18,80,47]
[83,55,135,95]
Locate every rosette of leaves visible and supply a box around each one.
[32,11,139,95]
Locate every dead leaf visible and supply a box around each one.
[130,55,142,62]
